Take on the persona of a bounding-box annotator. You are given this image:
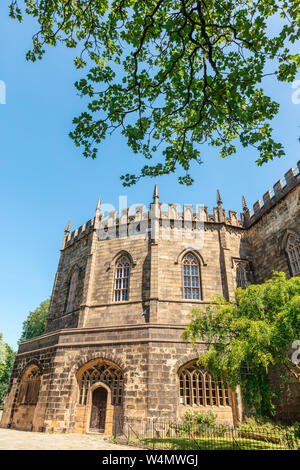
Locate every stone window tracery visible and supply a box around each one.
[179,361,230,407]
[182,253,201,300]
[236,263,247,289]
[78,360,123,406]
[114,255,130,302]
[286,234,300,276]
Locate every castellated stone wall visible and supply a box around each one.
[245,164,300,422]
[1,205,246,433]
[242,160,300,283]
[247,183,300,282]
[46,200,251,333]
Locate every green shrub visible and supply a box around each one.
[169,410,223,436]
[186,410,217,427]
[238,416,300,449]
[170,412,300,447]
[293,422,300,439]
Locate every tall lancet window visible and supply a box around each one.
[65,267,79,313]
[236,264,247,289]
[286,234,300,276]
[114,255,130,302]
[183,253,201,300]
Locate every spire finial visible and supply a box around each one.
[65,220,71,233]
[62,220,71,249]
[153,184,159,204]
[96,196,101,216]
[217,189,222,206]
[242,195,248,211]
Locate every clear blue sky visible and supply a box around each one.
[0,2,300,350]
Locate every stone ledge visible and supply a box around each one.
[17,324,206,356]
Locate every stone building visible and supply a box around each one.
[1,162,300,434]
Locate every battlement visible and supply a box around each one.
[101,204,244,227]
[62,200,245,249]
[64,218,95,249]
[61,161,300,249]
[243,161,300,227]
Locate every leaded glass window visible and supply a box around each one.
[114,256,130,302]
[183,253,201,300]
[287,234,300,276]
[179,362,230,407]
[78,360,123,406]
[236,263,247,288]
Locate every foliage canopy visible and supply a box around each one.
[19,298,50,343]
[9,0,300,185]
[0,334,15,405]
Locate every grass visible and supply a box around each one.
[128,436,291,450]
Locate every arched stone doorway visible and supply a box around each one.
[74,359,123,434]
[89,387,107,432]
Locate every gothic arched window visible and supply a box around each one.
[286,234,300,276]
[114,255,130,302]
[179,361,230,407]
[65,267,79,313]
[236,263,247,288]
[182,253,201,300]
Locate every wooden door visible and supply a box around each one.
[89,387,107,432]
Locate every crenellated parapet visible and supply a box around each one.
[62,159,300,250]
[62,199,244,250]
[63,218,96,249]
[243,161,300,228]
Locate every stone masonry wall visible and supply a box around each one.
[83,236,151,328]
[245,171,300,423]
[247,184,300,282]
[1,326,237,433]
[46,236,93,333]
[47,213,251,331]
[0,347,57,431]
